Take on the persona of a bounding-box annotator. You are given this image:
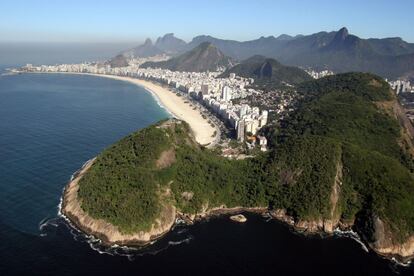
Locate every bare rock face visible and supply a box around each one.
[269,209,295,226]
[295,219,324,232]
[371,216,414,260]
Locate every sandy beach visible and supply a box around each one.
[86,74,216,146]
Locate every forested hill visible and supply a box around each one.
[220,55,312,88]
[75,72,414,259]
[275,73,414,243]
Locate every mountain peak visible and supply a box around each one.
[221,55,311,86]
[141,41,233,72]
[276,34,293,41]
[336,27,349,40]
[156,33,178,43]
[155,33,186,54]
[121,38,163,58]
[144,38,153,46]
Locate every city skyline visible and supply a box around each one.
[1,0,413,43]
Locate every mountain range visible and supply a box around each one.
[121,28,414,79]
[140,42,234,72]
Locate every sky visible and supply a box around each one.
[0,0,413,43]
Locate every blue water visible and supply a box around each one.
[0,70,413,275]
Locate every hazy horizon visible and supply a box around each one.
[0,42,139,66]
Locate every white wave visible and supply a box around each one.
[57,158,196,258]
[391,257,412,267]
[142,87,174,118]
[39,217,60,233]
[38,217,49,231]
[168,237,192,246]
[175,218,187,225]
[176,228,189,235]
[334,228,369,253]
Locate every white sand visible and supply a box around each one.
[87,74,216,145]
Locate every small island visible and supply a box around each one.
[62,73,414,263]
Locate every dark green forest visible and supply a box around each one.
[78,73,414,242]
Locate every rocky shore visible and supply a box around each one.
[61,161,414,263]
[61,159,176,246]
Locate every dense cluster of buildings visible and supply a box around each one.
[305,69,334,79]
[387,79,413,94]
[20,61,268,144]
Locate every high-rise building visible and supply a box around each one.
[251,119,260,134]
[239,104,249,117]
[201,84,209,95]
[260,110,268,127]
[237,120,245,142]
[221,86,233,102]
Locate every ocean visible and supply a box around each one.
[0,67,413,275]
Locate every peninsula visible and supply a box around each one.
[60,72,414,263]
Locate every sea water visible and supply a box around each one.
[0,69,413,275]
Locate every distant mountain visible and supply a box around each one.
[220,55,312,87]
[278,27,414,78]
[141,42,234,72]
[276,34,294,41]
[120,34,186,58]
[106,54,129,68]
[155,33,187,55]
[189,27,414,79]
[367,37,414,56]
[119,28,414,78]
[186,35,286,61]
[122,38,164,58]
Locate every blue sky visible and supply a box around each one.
[0,0,413,43]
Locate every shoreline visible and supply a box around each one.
[35,71,412,264]
[30,72,217,146]
[61,158,177,246]
[60,159,413,265]
[60,158,269,246]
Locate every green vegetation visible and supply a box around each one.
[267,136,341,219]
[78,122,172,233]
[79,120,269,232]
[277,73,414,240]
[220,55,312,89]
[77,73,414,243]
[141,42,233,72]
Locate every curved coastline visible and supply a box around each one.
[61,158,267,246]
[49,72,414,264]
[61,158,177,246]
[98,75,217,146]
[61,159,414,265]
[34,72,217,146]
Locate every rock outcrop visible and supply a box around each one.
[370,216,414,261]
[61,159,176,245]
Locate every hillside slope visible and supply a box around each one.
[220,55,312,87]
[141,42,234,72]
[277,73,414,257]
[122,38,164,58]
